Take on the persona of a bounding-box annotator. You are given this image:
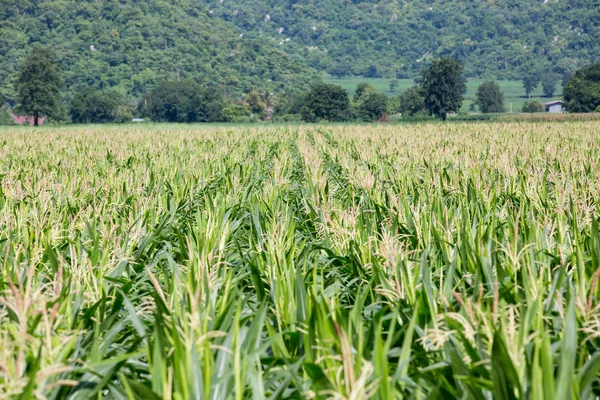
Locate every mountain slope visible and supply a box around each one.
[206,0,600,80]
[0,0,321,103]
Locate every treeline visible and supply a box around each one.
[3,49,600,126]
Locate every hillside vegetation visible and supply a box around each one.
[208,0,600,79]
[0,0,320,103]
[2,0,599,105]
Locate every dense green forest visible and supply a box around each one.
[1,0,599,105]
[208,0,600,80]
[0,0,320,104]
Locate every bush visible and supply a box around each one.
[271,114,302,123]
[522,101,544,113]
[230,116,259,124]
[449,113,494,121]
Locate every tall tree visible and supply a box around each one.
[421,58,466,120]
[541,74,558,98]
[303,84,350,122]
[398,86,426,117]
[353,83,377,102]
[563,62,600,113]
[522,71,541,98]
[15,48,62,126]
[475,81,505,113]
[358,91,388,121]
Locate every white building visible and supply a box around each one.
[544,101,565,113]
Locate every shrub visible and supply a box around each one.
[522,100,544,113]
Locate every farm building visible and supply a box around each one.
[544,101,564,113]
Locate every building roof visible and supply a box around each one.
[544,100,564,106]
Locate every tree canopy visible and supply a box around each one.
[422,58,466,120]
[357,91,388,122]
[142,80,225,123]
[302,84,349,122]
[542,73,558,98]
[70,87,124,124]
[475,81,505,114]
[398,86,426,117]
[563,62,600,113]
[15,48,62,126]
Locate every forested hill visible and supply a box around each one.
[2,1,599,104]
[207,0,600,80]
[0,0,320,103]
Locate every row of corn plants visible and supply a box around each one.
[0,122,599,399]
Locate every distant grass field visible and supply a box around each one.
[325,77,563,113]
[1,122,600,398]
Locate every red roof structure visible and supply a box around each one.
[11,115,46,125]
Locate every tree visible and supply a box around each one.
[0,104,13,125]
[245,89,266,116]
[421,58,466,120]
[541,74,558,97]
[563,62,600,113]
[398,86,426,116]
[15,48,62,126]
[145,80,224,123]
[303,84,350,122]
[354,83,377,102]
[522,100,544,113]
[330,63,353,79]
[365,65,378,78]
[474,81,505,113]
[222,104,251,122]
[358,92,388,121]
[70,87,122,123]
[389,79,400,93]
[522,72,541,98]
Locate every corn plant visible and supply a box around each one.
[0,122,599,399]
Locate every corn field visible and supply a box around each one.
[1,122,600,399]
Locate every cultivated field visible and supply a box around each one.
[1,122,600,399]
